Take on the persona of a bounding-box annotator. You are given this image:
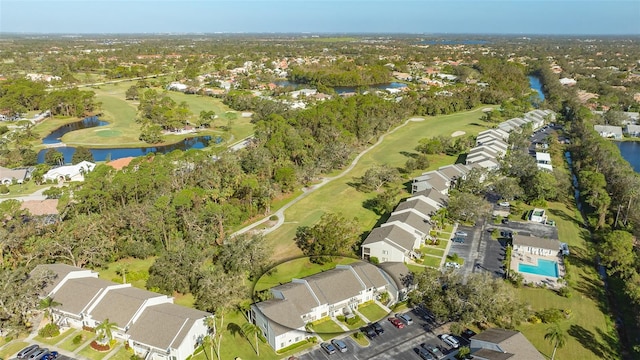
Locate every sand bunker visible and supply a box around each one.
[451,131,466,137]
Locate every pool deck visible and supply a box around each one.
[511,251,566,289]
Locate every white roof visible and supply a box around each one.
[535,152,551,162]
[44,161,96,181]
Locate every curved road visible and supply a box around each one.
[233,117,425,237]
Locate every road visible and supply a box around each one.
[232,117,426,237]
[0,187,51,203]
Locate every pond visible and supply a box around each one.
[616,141,640,173]
[528,75,545,102]
[43,116,109,144]
[38,136,216,164]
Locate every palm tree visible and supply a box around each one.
[241,322,261,356]
[204,316,216,359]
[115,265,129,284]
[96,318,118,346]
[38,297,61,324]
[544,323,567,360]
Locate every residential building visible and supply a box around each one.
[361,224,420,263]
[411,170,451,194]
[512,234,560,256]
[0,166,29,185]
[529,208,546,223]
[250,262,408,352]
[470,328,544,360]
[594,125,623,139]
[624,124,640,137]
[382,211,431,242]
[43,161,96,182]
[535,152,553,171]
[31,264,211,360]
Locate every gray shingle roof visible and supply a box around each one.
[361,225,416,252]
[394,198,439,218]
[31,263,88,295]
[52,277,114,315]
[386,211,431,235]
[348,262,389,289]
[127,303,210,351]
[471,328,544,360]
[89,286,167,327]
[378,262,413,291]
[305,268,362,305]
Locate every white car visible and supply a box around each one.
[498,201,510,207]
[445,262,460,269]
[454,231,468,237]
[440,334,460,348]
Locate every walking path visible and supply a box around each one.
[233,116,425,237]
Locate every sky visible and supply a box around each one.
[1,0,639,35]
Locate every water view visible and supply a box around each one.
[617,141,640,173]
[528,75,545,101]
[42,116,109,144]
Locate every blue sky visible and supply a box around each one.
[1,1,639,35]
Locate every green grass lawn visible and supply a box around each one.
[33,327,74,345]
[358,302,389,322]
[0,341,29,359]
[174,293,196,307]
[254,256,359,292]
[76,342,118,360]
[97,257,156,289]
[351,333,370,347]
[264,107,494,261]
[340,316,366,331]
[515,201,620,360]
[311,318,345,341]
[104,346,132,360]
[0,181,51,198]
[421,256,442,268]
[406,263,426,274]
[421,247,445,257]
[57,330,95,352]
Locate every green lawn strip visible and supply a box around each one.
[97,257,156,289]
[421,247,445,257]
[103,346,132,360]
[358,302,389,323]
[34,327,75,345]
[422,256,442,268]
[0,182,51,198]
[0,341,29,359]
[406,263,426,273]
[441,224,454,233]
[57,330,95,352]
[310,318,344,341]
[351,333,370,347]
[76,342,117,360]
[173,293,196,307]
[339,316,366,331]
[515,202,619,360]
[264,107,494,261]
[254,256,359,292]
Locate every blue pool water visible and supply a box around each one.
[518,259,559,277]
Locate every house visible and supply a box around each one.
[559,77,577,86]
[624,124,640,137]
[477,129,509,142]
[382,211,431,242]
[167,82,189,92]
[30,264,211,360]
[529,208,546,223]
[250,262,407,351]
[594,125,623,139]
[512,234,560,256]
[43,161,96,182]
[361,224,421,263]
[535,152,553,171]
[411,170,450,194]
[378,262,415,302]
[106,157,135,171]
[436,164,471,183]
[470,328,544,360]
[392,196,441,222]
[0,166,29,185]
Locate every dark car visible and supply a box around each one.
[17,345,39,359]
[362,325,377,339]
[502,218,509,224]
[414,347,435,360]
[27,349,48,360]
[331,339,347,353]
[372,322,385,334]
[320,342,336,355]
[461,328,477,341]
[41,352,58,360]
[421,343,444,359]
[452,237,465,243]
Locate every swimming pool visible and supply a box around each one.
[518,259,559,277]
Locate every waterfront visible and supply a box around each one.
[617,141,640,172]
[528,75,545,101]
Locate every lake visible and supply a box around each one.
[275,81,407,94]
[38,136,214,164]
[616,141,640,173]
[39,116,218,164]
[528,75,545,101]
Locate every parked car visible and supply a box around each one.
[27,348,48,360]
[445,262,460,269]
[452,237,465,243]
[372,322,385,334]
[414,347,435,360]
[388,317,405,329]
[41,352,58,360]
[361,325,377,339]
[461,328,477,341]
[440,334,460,348]
[320,342,337,355]
[17,345,39,359]
[454,231,468,237]
[501,218,509,224]
[421,343,444,359]
[331,339,348,353]
[498,201,510,207]
[397,313,413,325]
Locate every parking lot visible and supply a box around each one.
[5,344,76,360]
[299,308,466,360]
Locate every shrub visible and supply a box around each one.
[528,315,541,324]
[536,308,564,323]
[130,355,142,360]
[449,322,464,335]
[72,334,83,345]
[269,215,278,221]
[0,185,9,194]
[83,325,96,332]
[369,256,379,264]
[38,323,60,338]
[90,340,111,351]
[346,315,361,326]
[354,332,363,339]
[558,286,572,298]
[336,315,346,322]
